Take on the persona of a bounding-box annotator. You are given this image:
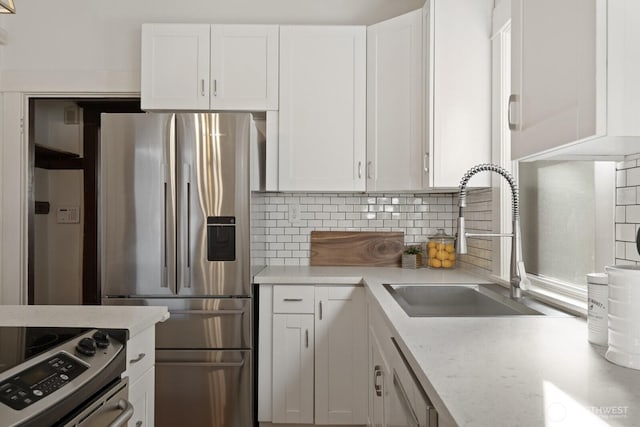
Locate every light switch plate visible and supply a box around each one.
[288,204,300,223]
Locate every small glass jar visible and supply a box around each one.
[426,229,456,269]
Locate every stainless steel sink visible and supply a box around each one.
[383,283,568,317]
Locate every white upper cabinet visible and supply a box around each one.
[511,0,640,160]
[210,25,279,110]
[366,1,492,191]
[141,24,278,111]
[426,0,493,187]
[278,25,367,192]
[367,10,425,192]
[141,24,211,111]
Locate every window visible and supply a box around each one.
[519,161,615,300]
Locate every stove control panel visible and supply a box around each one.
[0,352,88,410]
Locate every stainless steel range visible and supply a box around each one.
[0,327,129,427]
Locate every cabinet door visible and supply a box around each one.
[315,286,367,424]
[141,24,211,111]
[211,25,279,110]
[278,26,366,191]
[428,0,492,187]
[367,10,424,192]
[511,0,598,160]
[272,314,315,424]
[128,367,155,427]
[369,328,388,427]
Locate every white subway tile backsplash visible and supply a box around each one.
[614,155,640,264]
[250,190,491,271]
[626,205,640,223]
[625,242,640,261]
[617,169,627,187]
[617,159,637,170]
[617,187,637,205]
[627,168,640,186]
[616,223,636,242]
[616,241,626,259]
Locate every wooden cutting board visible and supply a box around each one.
[310,231,404,267]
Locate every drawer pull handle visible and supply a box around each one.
[374,365,383,397]
[130,353,146,364]
[283,298,303,302]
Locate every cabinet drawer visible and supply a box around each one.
[124,326,155,382]
[273,286,315,313]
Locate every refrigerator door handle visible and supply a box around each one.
[170,309,245,316]
[161,168,168,288]
[183,162,192,289]
[156,360,245,368]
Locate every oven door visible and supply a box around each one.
[60,377,133,427]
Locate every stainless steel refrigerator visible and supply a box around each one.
[100,112,252,427]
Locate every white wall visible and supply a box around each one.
[36,170,84,304]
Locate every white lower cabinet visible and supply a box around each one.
[259,284,367,425]
[368,326,389,427]
[367,291,439,427]
[315,287,368,424]
[123,326,156,427]
[128,367,155,427]
[272,314,315,424]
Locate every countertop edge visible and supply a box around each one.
[0,305,170,338]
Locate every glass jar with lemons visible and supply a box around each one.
[426,229,456,269]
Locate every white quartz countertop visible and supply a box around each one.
[255,266,640,426]
[0,305,169,338]
[253,265,489,285]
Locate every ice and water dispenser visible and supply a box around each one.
[207,216,236,261]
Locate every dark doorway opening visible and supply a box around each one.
[28,98,142,305]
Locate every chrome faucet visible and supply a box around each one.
[456,163,529,298]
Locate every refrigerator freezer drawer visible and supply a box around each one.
[102,298,251,349]
[155,349,252,427]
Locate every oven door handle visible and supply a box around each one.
[156,360,245,368]
[107,399,135,427]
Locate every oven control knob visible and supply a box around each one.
[76,338,97,356]
[92,331,110,349]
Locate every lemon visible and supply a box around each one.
[443,259,452,268]
[445,243,455,253]
[428,247,437,258]
[448,253,456,261]
[436,250,447,261]
[431,259,442,268]
[427,241,436,249]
